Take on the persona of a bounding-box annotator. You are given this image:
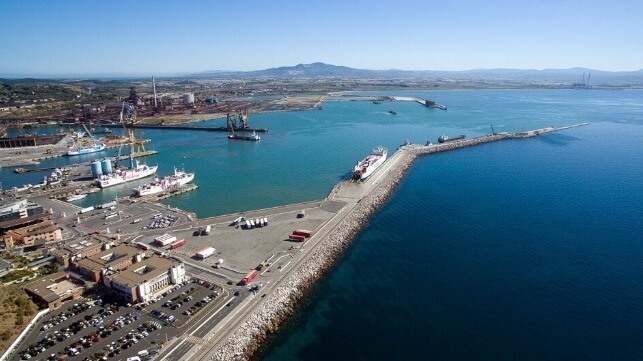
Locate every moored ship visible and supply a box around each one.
[134,167,195,197]
[437,134,466,143]
[65,194,87,202]
[95,157,158,188]
[67,142,106,156]
[352,146,388,180]
[67,124,106,156]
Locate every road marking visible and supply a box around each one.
[279,261,291,272]
[159,295,235,361]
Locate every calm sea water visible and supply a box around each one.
[2,90,642,360]
[254,90,643,361]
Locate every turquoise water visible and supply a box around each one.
[7,89,636,218]
[3,89,643,359]
[253,90,643,361]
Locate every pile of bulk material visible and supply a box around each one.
[211,151,417,361]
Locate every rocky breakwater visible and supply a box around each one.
[211,151,418,361]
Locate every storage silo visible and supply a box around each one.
[100,159,113,174]
[91,160,103,178]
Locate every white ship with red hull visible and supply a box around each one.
[352,146,388,180]
[134,168,195,197]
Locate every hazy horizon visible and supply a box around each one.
[1,0,642,75]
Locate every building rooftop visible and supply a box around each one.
[76,243,140,273]
[109,256,179,287]
[0,213,47,232]
[9,219,59,237]
[24,272,82,303]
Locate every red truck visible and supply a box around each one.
[292,229,313,238]
[170,239,186,250]
[288,234,306,242]
[241,270,259,285]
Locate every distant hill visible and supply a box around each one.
[196,63,643,84]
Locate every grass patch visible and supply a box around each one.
[0,269,34,284]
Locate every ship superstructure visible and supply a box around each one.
[352,146,388,180]
[67,124,106,156]
[134,167,195,197]
[95,156,158,188]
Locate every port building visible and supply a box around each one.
[70,243,185,303]
[0,199,44,222]
[24,272,86,309]
[103,256,185,303]
[72,243,141,282]
[2,219,62,248]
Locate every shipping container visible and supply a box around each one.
[263,217,268,226]
[288,234,306,242]
[245,220,252,229]
[169,239,186,250]
[292,229,313,238]
[134,242,149,251]
[196,247,215,259]
[98,201,117,209]
[241,270,259,285]
[202,225,211,236]
[79,206,94,214]
[154,234,177,246]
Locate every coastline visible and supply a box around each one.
[211,150,416,361]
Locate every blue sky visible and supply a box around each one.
[0,0,641,75]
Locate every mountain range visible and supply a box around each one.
[196,62,643,84]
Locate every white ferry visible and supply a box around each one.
[133,168,195,197]
[352,146,388,180]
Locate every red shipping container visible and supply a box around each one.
[170,239,186,249]
[289,234,306,242]
[242,270,259,285]
[292,229,313,238]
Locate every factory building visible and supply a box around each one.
[182,93,195,104]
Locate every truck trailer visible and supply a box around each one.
[241,270,259,285]
[195,247,215,259]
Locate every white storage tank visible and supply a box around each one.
[101,159,113,174]
[91,160,103,178]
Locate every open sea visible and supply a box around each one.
[2,89,642,360]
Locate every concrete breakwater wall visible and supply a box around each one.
[212,151,417,361]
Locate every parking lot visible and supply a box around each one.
[12,280,222,361]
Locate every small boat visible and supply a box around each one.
[388,110,397,115]
[65,194,87,202]
[373,101,382,104]
[437,135,466,143]
[228,130,260,141]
